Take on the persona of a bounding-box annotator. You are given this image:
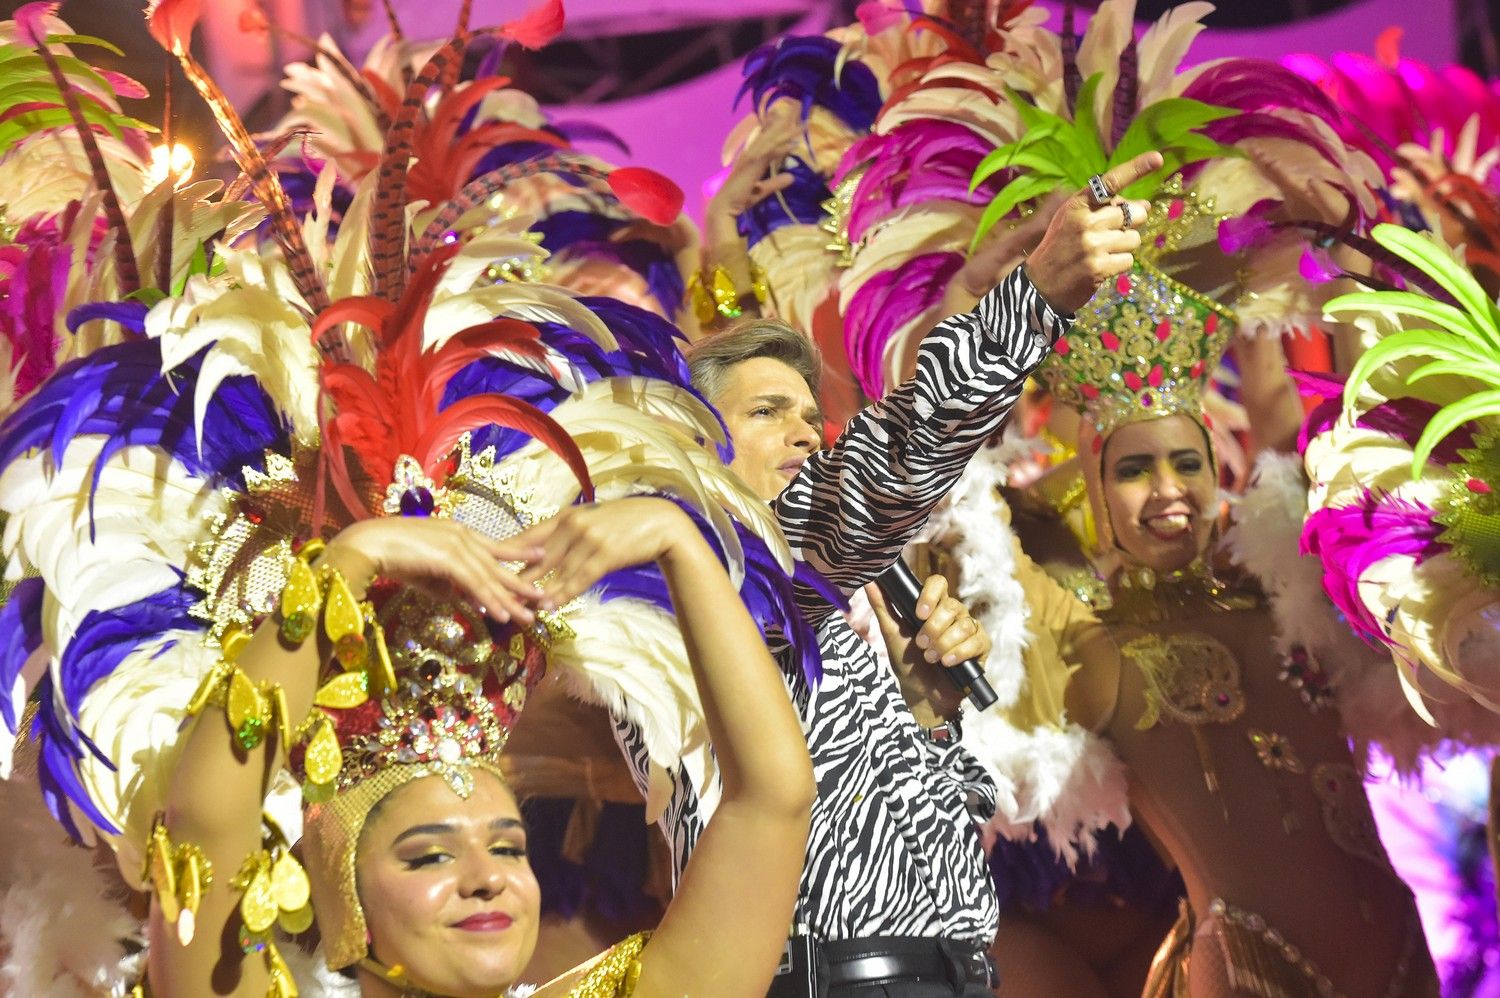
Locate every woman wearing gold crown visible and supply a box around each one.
[0,3,828,997]
[1024,239,1441,995]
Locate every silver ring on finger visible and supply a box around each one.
[1119,201,1134,228]
[1087,173,1113,206]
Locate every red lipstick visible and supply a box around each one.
[453,912,514,932]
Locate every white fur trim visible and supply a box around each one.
[914,440,1131,862]
[0,777,141,997]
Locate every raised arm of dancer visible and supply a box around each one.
[776,153,1163,620]
[150,519,544,997]
[686,103,802,338]
[519,498,814,998]
[1234,333,1304,457]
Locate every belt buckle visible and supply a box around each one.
[975,951,999,989]
[939,941,998,990]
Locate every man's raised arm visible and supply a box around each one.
[774,152,1164,623]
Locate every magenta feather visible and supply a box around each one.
[1301,493,1446,646]
[842,252,963,397]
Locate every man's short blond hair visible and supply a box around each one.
[687,318,822,403]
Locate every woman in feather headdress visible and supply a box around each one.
[814,2,1461,993]
[1036,257,1444,995]
[0,3,830,996]
[235,6,728,981]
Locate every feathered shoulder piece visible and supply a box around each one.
[1300,222,1500,726]
[0,0,822,894]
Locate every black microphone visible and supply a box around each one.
[874,559,997,711]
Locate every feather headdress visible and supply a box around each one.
[1284,40,1500,293]
[1301,222,1500,722]
[0,1,820,982]
[834,0,1382,398]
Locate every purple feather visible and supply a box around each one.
[0,340,288,495]
[58,585,197,713]
[65,300,150,336]
[548,120,631,156]
[533,211,685,315]
[597,505,831,685]
[0,577,45,733]
[737,157,831,246]
[29,677,119,838]
[736,35,883,132]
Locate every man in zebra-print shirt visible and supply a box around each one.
[612,155,1163,995]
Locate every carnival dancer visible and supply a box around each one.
[1025,227,1448,996]
[0,2,838,996]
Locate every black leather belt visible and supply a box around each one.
[822,936,998,991]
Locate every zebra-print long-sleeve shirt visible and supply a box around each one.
[614,267,1070,947]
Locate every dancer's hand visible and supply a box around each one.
[1026,151,1162,315]
[322,518,545,625]
[513,497,702,609]
[708,101,803,223]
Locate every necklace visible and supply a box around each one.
[1104,559,1260,625]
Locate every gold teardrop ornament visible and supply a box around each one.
[239,859,279,934]
[302,716,344,788]
[325,572,368,670]
[270,851,311,912]
[227,668,269,750]
[279,556,322,644]
[314,669,369,709]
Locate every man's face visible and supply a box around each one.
[716,357,823,501]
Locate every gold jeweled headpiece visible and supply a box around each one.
[1036,178,1239,438]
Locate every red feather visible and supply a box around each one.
[424,76,517,154]
[146,0,203,55]
[311,297,395,346]
[606,167,684,225]
[361,70,403,123]
[413,396,594,499]
[496,0,566,50]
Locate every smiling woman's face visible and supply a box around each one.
[1099,415,1217,573]
[355,771,540,997]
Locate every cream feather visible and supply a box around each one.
[748,225,839,336]
[1074,0,1136,128]
[1134,1,1214,104]
[146,247,322,444]
[549,595,722,824]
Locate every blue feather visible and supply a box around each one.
[0,577,45,733]
[736,35,883,133]
[58,584,198,712]
[0,340,290,498]
[30,677,119,837]
[65,301,150,336]
[736,157,831,247]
